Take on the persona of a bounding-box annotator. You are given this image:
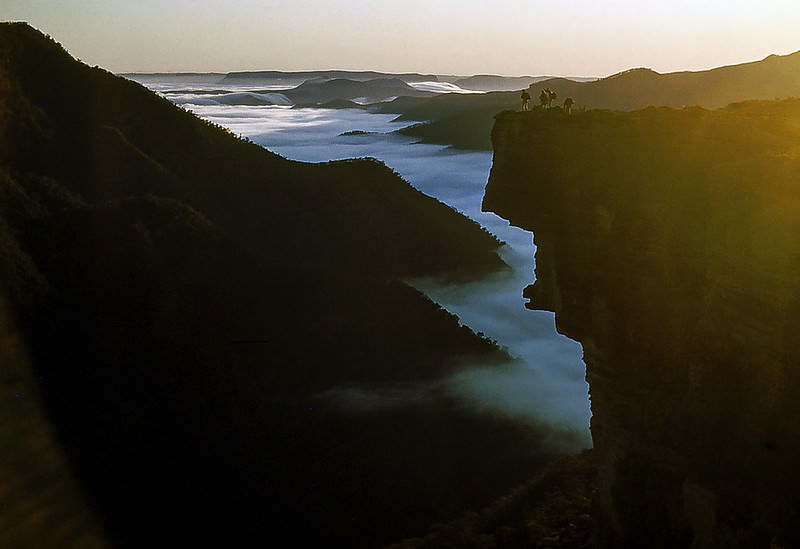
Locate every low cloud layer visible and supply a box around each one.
[142,85,592,451]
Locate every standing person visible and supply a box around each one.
[539,89,549,108]
[521,89,531,111]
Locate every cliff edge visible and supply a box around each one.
[484,103,800,548]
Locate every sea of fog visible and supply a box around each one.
[146,81,591,449]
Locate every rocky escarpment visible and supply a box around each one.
[484,103,800,548]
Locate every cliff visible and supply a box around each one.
[484,103,800,548]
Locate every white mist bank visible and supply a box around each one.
[408,81,484,94]
[148,84,591,449]
[138,76,485,108]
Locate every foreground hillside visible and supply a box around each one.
[485,101,800,547]
[0,23,556,548]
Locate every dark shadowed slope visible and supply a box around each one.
[394,92,520,150]
[0,23,557,549]
[385,450,597,549]
[0,23,503,280]
[0,296,110,549]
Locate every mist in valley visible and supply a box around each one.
[4,1,800,542]
[160,87,591,450]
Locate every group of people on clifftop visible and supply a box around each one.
[521,87,573,114]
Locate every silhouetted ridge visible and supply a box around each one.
[284,77,435,105]
[0,22,548,549]
[221,69,439,84]
[0,22,502,279]
[390,49,800,150]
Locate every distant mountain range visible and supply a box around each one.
[222,69,440,84]
[528,50,800,111]
[134,50,800,148]
[395,49,800,149]
[124,69,591,95]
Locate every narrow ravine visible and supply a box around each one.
[156,89,591,446]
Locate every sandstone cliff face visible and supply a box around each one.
[484,104,800,548]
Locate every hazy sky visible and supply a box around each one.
[4,0,799,77]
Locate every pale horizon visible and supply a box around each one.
[3,0,800,78]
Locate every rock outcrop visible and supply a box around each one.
[484,103,800,548]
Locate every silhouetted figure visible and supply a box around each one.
[538,88,558,108]
[539,89,549,108]
[563,97,574,114]
[521,89,531,111]
[547,89,557,108]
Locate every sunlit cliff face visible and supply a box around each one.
[485,102,800,547]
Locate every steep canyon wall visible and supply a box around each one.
[484,104,800,548]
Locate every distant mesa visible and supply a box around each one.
[221,69,440,85]
[282,77,435,105]
[122,72,227,83]
[215,91,293,106]
[183,91,293,106]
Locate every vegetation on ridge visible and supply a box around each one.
[388,50,800,151]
